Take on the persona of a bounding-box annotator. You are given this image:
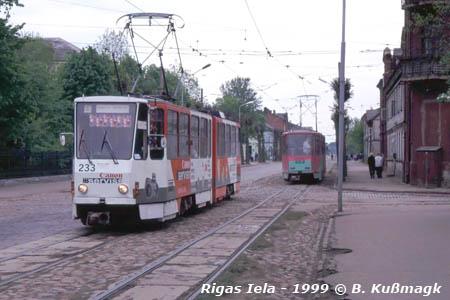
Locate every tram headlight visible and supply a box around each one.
[118,184,129,194]
[78,184,88,194]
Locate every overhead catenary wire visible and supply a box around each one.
[123,0,145,12]
[243,0,272,58]
[45,0,126,13]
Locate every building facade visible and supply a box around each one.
[362,108,381,162]
[379,0,450,187]
[263,108,289,161]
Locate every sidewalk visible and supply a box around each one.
[342,160,450,194]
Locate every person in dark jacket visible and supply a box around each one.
[368,153,375,179]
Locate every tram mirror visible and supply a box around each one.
[161,137,167,148]
[59,134,66,146]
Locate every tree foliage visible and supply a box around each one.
[61,47,115,101]
[330,78,352,136]
[94,29,129,61]
[0,0,22,17]
[346,118,364,155]
[216,77,264,163]
[0,12,25,148]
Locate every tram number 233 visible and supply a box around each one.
[78,164,96,172]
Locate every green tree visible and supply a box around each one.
[94,29,129,61]
[216,77,264,163]
[61,47,115,102]
[0,0,22,17]
[346,118,364,155]
[16,37,69,152]
[0,0,26,149]
[330,78,353,176]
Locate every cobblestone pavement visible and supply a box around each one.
[196,182,450,300]
[196,184,337,300]
[111,182,306,300]
[0,175,299,299]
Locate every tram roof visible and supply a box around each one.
[283,130,324,137]
[74,95,239,125]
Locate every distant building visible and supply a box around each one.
[43,37,80,66]
[263,108,289,161]
[379,0,450,187]
[362,108,381,162]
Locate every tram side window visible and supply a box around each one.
[179,113,189,158]
[167,110,178,159]
[225,125,231,157]
[208,120,211,157]
[149,108,164,160]
[230,126,236,156]
[191,116,199,159]
[218,123,225,157]
[200,118,207,158]
[237,128,241,157]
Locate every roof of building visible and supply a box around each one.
[362,108,380,123]
[43,37,80,62]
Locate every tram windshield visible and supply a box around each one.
[284,135,312,156]
[76,102,137,160]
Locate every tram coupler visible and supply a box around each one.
[87,211,111,226]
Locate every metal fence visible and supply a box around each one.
[0,150,72,179]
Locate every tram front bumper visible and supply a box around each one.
[73,197,136,205]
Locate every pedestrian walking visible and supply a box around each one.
[375,153,384,178]
[368,153,375,179]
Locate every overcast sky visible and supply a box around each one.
[10,0,405,142]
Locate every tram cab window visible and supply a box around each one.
[285,135,312,156]
[149,108,164,160]
[134,103,148,160]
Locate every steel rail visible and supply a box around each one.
[91,188,292,300]
[185,186,310,300]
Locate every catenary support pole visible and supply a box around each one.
[337,0,346,212]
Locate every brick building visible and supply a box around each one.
[379,0,449,187]
[263,108,289,161]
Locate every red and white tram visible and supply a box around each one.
[73,96,240,225]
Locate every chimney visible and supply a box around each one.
[383,47,392,75]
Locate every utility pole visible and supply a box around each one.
[337,0,346,213]
[298,95,319,131]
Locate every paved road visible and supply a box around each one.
[0,162,282,250]
[324,162,450,300]
[327,204,450,300]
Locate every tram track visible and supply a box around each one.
[92,185,309,300]
[185,186,310,300]
[0,231,129,289]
